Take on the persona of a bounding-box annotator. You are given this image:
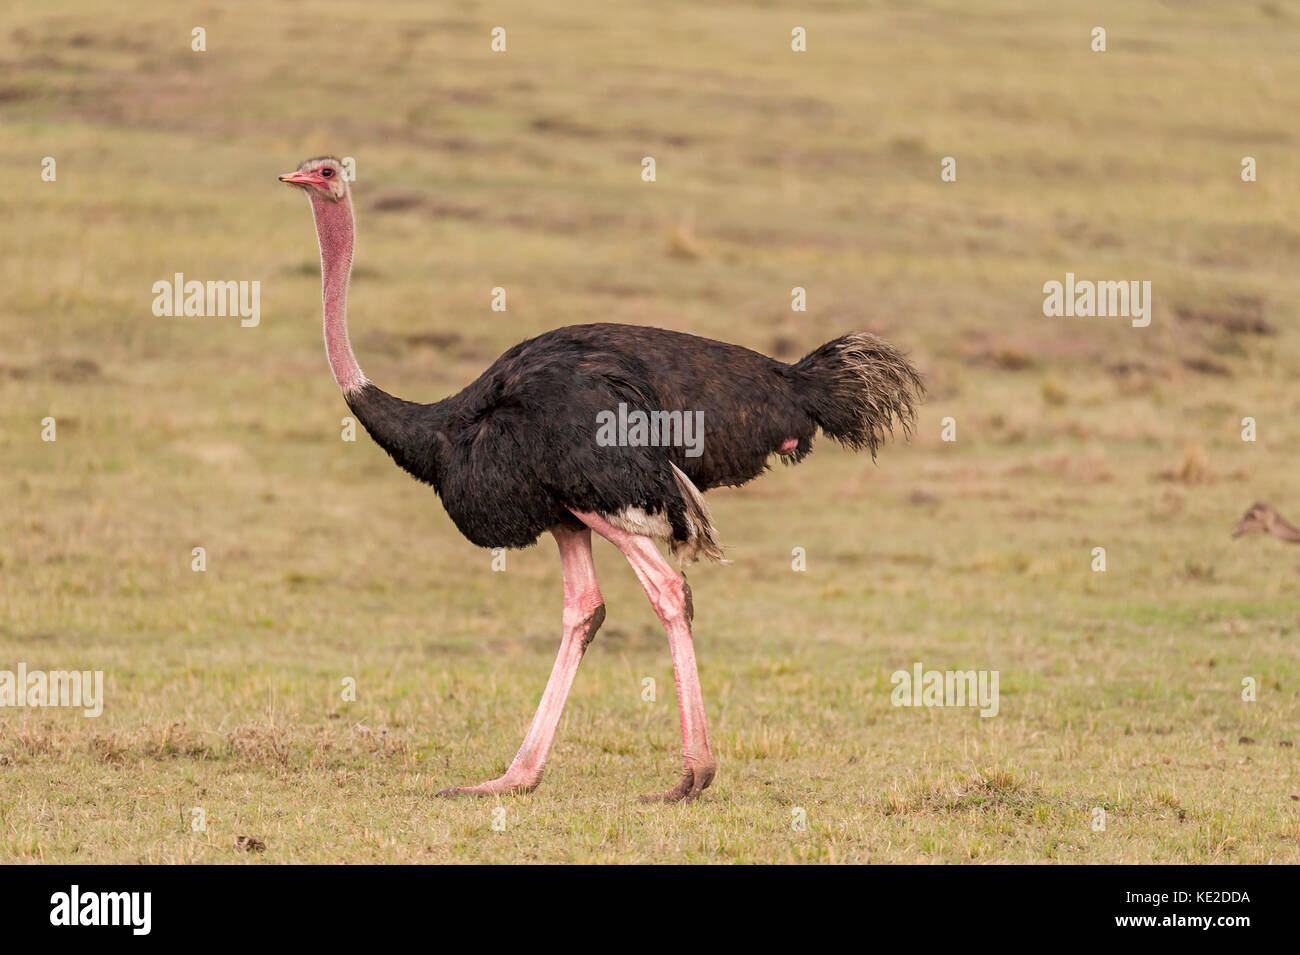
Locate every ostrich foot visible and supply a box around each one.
[436,775,538,798]
[641,757,716,804]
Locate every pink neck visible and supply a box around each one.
[308,192,366,395]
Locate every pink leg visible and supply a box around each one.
[437,526,604,797]
[571,510,716,803]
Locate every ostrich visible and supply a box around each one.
[1232,502,1300,542]
[279,157,923,802]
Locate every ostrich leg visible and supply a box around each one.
[572,511,716,803]
[437,526,605,797]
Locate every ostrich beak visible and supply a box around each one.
[279,170,324,187]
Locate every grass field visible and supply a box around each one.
[2,0,1299,863]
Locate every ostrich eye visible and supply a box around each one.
[321,168,334,178]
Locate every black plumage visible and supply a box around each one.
[345,322,923,558]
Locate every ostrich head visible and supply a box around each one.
[279,157,348,202]
[1231,502,1277,538]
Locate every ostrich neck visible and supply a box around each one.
[309,192,366,395]
[304,189,451,490]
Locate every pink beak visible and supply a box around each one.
[279,170,326,187]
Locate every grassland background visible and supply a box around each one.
[2,0,1298,863]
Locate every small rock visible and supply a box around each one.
[235,835,267,853]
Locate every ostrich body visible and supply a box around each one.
[1233,503,1300,542]
[280,157,923,801]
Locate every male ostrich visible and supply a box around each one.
[280,157,923,802]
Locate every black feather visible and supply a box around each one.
[344,324,923,555]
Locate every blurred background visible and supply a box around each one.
[2,1,1298,863]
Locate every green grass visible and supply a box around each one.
[2,0,1299,863]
